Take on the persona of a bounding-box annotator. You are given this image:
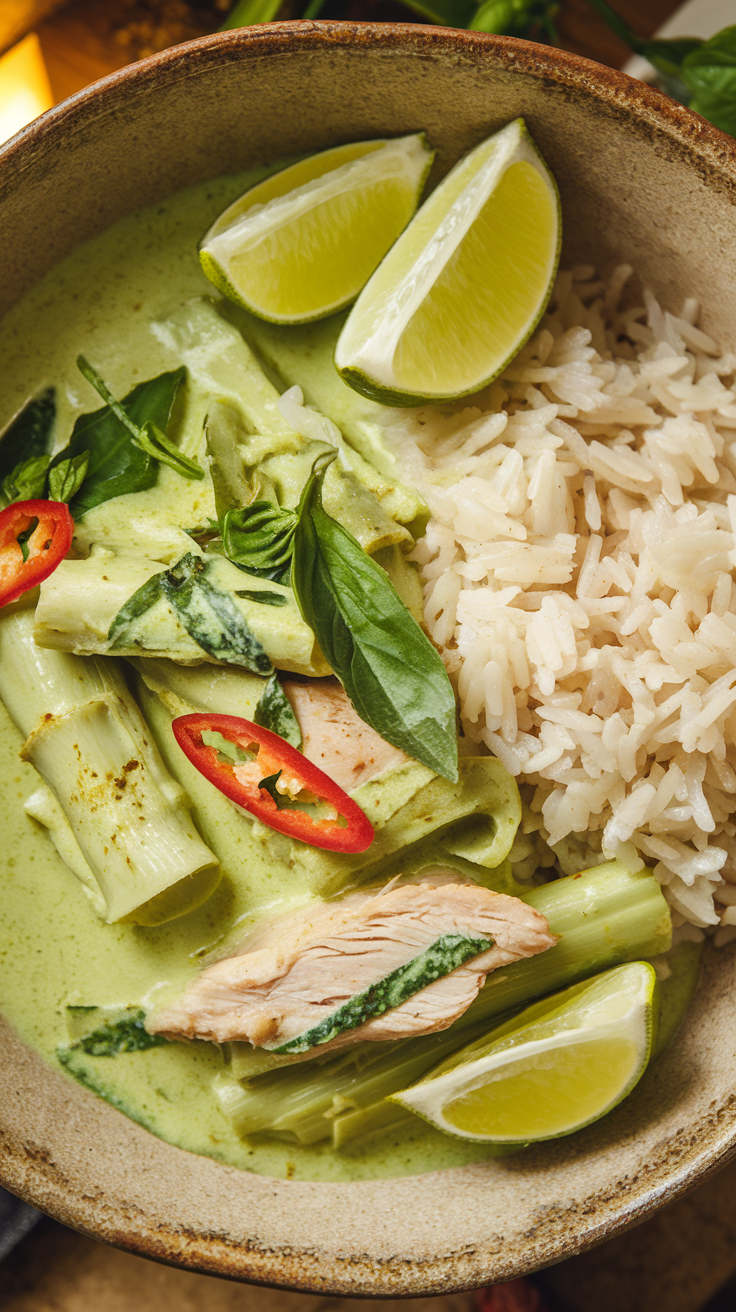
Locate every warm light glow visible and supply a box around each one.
[0,33,53,147]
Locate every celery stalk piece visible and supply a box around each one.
[226,306,428,532]
[216,861,671,1145]
[0,609,220,924]
[34,549,329,677]
[152,298,412,554]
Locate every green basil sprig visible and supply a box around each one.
[48,452,89,504]
[291,453,458,782]
[254,672,302,749]
[76,356,204,484]
[108,552,273,675]
[52,366,187,517]
[2,453,50,504]
[257,771,293,810]
[221,501,298,579]
[0,389,56,490]
[234,588,288,607]
[468,0,558,39]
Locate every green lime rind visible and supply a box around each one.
[335,119,562,407]
[390,961,657,1145]
[199,135,435,327]
[651,939,704,1057]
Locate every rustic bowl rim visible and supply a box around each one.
[3,19,736,1294]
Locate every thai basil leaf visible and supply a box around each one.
[254,673,302,749]
[162,553,274,674]
[65,1007,166,1057]
[291,454,458,782]
[48,451,89,504]
[108,572,167,647]
[108,553,273,674]
[274,932,491,1054]
[257,771,292,810]
[16,520,39,563]
[234,589,289,607]
[76,356,203,482]
[2,453,50,503]
[222,501,298,578]
[53,366,186,518]
[682,28,736,136]
[0,388,56,485]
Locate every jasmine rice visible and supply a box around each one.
[379,265,736,938]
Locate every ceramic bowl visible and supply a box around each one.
[2,20,736,1295]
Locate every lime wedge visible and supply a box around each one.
[335,117,561,406]
[390,961,657,1143]
[199,134,434,324]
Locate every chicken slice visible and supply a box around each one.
[283,677,407,792]
[149,879,555,1055]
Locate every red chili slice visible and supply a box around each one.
[0,498,73,608]
[172,713,375,853]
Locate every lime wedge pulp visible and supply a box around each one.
[390,961,657,1143]
[335,117,561,406]
[199,134,434,325]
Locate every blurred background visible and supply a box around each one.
[0,0,728,146]
[1,0,736,1309]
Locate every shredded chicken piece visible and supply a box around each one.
[149,879,555,1054]
[283,677,407,791]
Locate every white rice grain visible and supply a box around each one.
[381,265,736,930]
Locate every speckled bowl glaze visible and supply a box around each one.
[2,21,736,1295]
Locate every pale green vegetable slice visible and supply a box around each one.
[391,961,657,1143]
[0,609,220,925]
[199,134,434,324]
[335,118,561,405]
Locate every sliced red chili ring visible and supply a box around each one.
[171,712,375,854]
[0,498,73,608]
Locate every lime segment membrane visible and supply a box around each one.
[199,134,434,324]
[391,961,657,1143]
[335,118,561,405]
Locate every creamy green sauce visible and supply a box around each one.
[0,170,498,1181]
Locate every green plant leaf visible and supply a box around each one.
[108,572,167,648]
[64,1006,167,1057]
[254,673,302,748]
[0,388,56,486]
[76,357,203,482]
[162,553,274,674]
[234,589,289,607]
[274,932,492,1054]
[221,0,283,26]
[683,26,736,134]
[586,0,703,77]
[2,453,50,504]
[53,366,187,517]
[48,451,89,504]
[16,519,39,563]
[257,770,292,810]
[221,501,298,578]
[469,0,557,38]
[291,454,458,782]
[108,553,274,674]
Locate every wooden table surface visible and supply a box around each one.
[5,1,736,1309]
[34,0,682,104]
